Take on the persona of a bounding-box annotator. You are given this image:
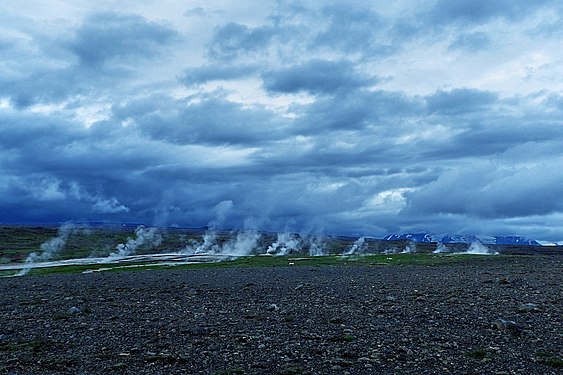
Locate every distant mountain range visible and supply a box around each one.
[382,233,541,246]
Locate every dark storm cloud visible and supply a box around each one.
[402,159,563,219]
[68,12,178,68]
[2,2,563,241]
[262,59,376,95]
[112,94,289,146]
[428,120,563,160]
[295,89,423,133]
[0,12,178,108]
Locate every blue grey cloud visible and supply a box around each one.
[427,0,554,25]
[0,12,178,108]
[402,159,563,219]
[1,2,563,242]
[207,22,277,60]
[312,4,393,55]
[68,12,178,68]
[112,94,289,145]
[448,32,491,51]
[294,89,423,133]
[426,88,498,115]
[263,59,377,95]
[180,64,258,85]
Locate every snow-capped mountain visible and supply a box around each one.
[382,233,434,243]
[492,236,540,246]
[382,233,540,246]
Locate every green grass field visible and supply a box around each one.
[0,253,505,277]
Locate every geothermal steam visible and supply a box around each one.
[266,233,327,256]
[465,241,497,255]
[16,223,75,276]
[183,230,261,256]
[432,242,449,254]
[344,237,367,255]
[111,225,163,257]
[267,232,301,255]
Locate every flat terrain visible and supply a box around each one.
[1,256,562,374]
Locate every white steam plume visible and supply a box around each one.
[432,242,449,254]
[111,226,162,257]
[16,223,75,276]
[183,230,261,256]
[267,232,302,255]
[265,233,326,256]
[344,237,367,255]
[401,241,417,254]
[465,241,498,255]
[183,231,220,255]
[221,230,261,256]
[307,235,326,256]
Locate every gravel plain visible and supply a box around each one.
[1,256,562,374]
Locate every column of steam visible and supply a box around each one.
[110,225,162,258]
[16,223,74,276]
[344,237,366,255]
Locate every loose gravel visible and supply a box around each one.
[1,256,562,374]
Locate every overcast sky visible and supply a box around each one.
[2,1,563,242]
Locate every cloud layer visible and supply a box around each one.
[1,1,563,242]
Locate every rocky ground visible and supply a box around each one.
[1,256,562,374]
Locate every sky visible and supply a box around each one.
[1,1,563,242]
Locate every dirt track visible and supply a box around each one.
[1,256,562,374]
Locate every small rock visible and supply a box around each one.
[67,306,81,315]
[266,304,279,312]
[491,319,522,336]
[518,303,538,312]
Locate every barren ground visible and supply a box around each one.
[1,256,562,374]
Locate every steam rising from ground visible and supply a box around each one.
[433,242,448,254]
[307,235,326,256]
[401,242,417,254]
[465,241,498,255]
[183,230,261,256]
[16,223,75,276]
[10,219,507,277]
[267,232,302,255]
[266,233,326,256]
[111,226,162,257]
[344,237,367,255]
[222,231,262,256]
[432,241,498,255]
[181,230,327,257]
